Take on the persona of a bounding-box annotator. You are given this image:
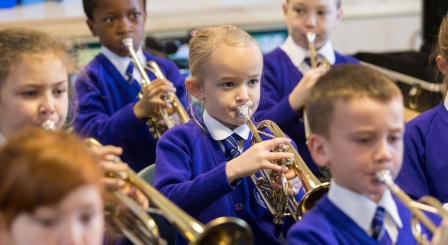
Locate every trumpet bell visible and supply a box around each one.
[295,182,330,220]
[237,106,329,223]
[193,217,253,245]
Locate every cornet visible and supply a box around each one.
[305,32,330,70]
[86,138,254,245]
[376,170,448,245]
[304,32,332,179]
[237,105,329,223]
[122,38,190,139]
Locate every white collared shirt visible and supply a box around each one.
[444,92,448,111]
[280,35,336,74]
[328,179,403,244]
[101,46,146,86]
[203,110,250,153]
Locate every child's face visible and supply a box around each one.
[1,185,104,245]
[283,0,342,50]
[87,0,146,57]
[193,46,263,130]
[0,55,69,139]
[314,97,404,202]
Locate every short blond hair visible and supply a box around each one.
[306,64,402,138]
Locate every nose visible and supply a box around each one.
[236,85,250,104]
[118,17,133,34]
[39,92,56,115]
[305,12,317,28]
[374,138,393,164]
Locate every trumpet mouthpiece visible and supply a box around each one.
[122,38,133,48]
[306,32,316,42]
[41,120,56,131]
[237,106,249,118]
[375,170,392,184]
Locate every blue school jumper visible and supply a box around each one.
[154,119,301,245]
[74,52,187,172]
[395,102,448,203]
[286,194,439,244]
[255,48,359,177]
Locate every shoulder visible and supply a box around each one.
[264,48,287,63]
[287,197,336,244]
[143,51,177,68]
[405,103,443,135]
[158,120,205,146]
[334,51,360,64]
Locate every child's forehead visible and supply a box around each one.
[287,0,339,8]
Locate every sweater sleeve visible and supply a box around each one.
[74,70,148,146]
[154,127,235,217]
[256,58,303,130]
[395,116,432,200]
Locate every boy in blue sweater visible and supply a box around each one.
[75,0,187,172]
[154,25,304,245]
[287,64,442,244]
[255,0,359,178]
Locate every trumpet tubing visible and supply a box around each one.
[305,32,330,70]
[122,38,190,139]
[376,170,448,245]
[86,138,254,245]
[236,106,329,223]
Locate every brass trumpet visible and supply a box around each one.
[86,138,254,245]
[376,170,448,245]
[305,32,330,70]
[304,32,332,179]
[122,38,190,139]
[237,105,329,223]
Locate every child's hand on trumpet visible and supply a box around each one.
[89,144,149,208]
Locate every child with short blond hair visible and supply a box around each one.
[287,64,441,244]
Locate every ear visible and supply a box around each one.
[437,55,448,75]
[282,2,288,22]
[307,134,331,168]
[185,77,204,101]
[86,19,98,37]
[333,8,343,28]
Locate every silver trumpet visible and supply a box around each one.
[237,105,329,223]
[376,170,448,245]
[122,38,190,139]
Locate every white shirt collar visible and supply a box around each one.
[101,45,146,85]
[328,179,402,242]
[280,35,335,73]
[444,92,448,111]
[203,110,250,141]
